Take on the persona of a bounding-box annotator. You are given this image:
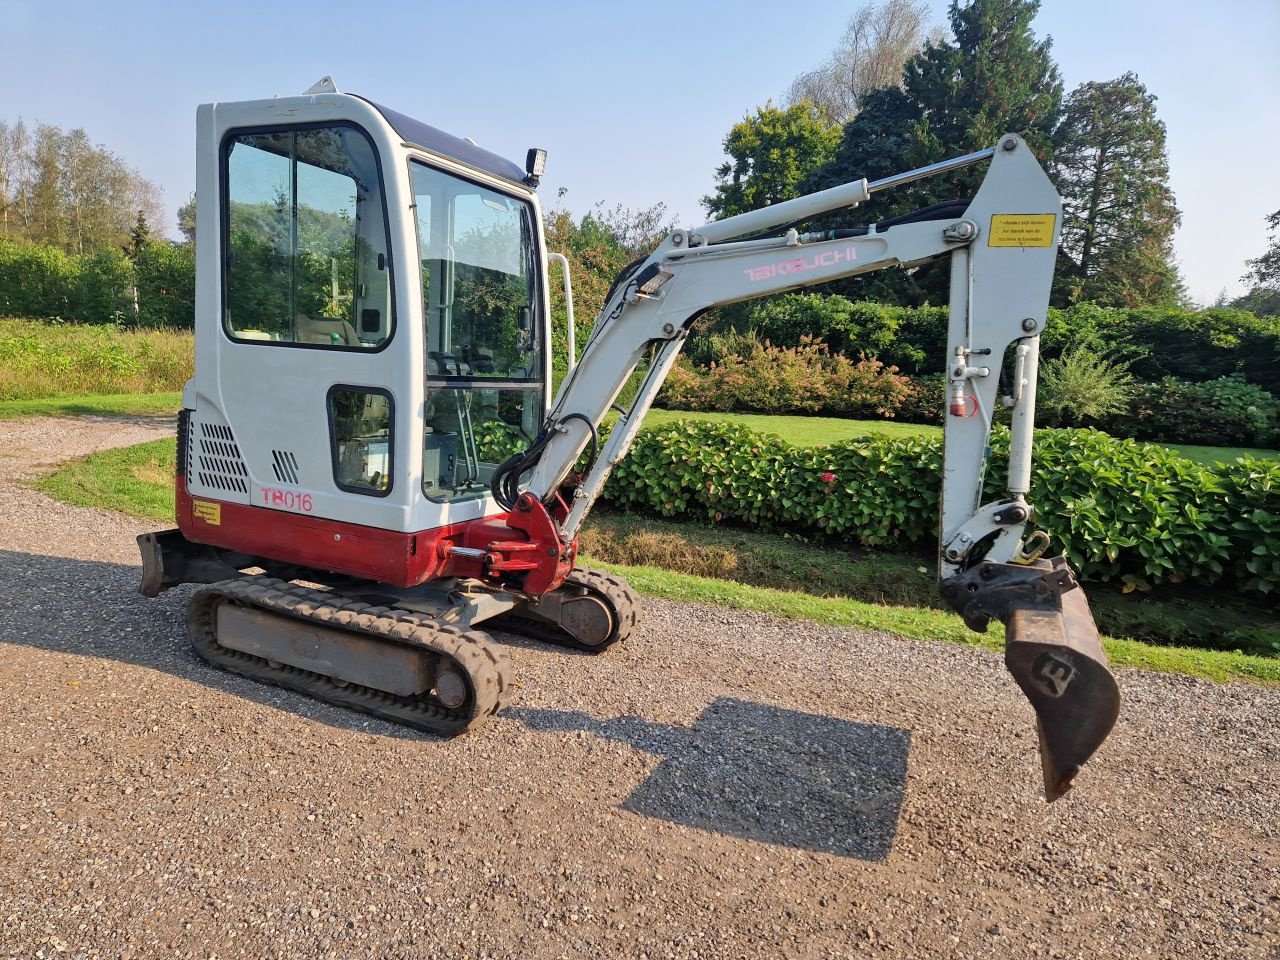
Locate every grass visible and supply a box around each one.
[0,391,183,420]
[33,437,177,521]
[0,318,193,401]
[592,560,1280,686]
[644,409,936,446]
[647,407,1278,463]
[33,436,1280,687]
[1161,442,1280,466]
[581,512,1280,661]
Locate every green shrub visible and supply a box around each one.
[0,240,80,319]
[898,374,944,424]
[0,238,198,329]
[1042,302,1280,388]
[135,241,196,329]
[657,338,911,418]
[74,248,134,324]
[745,293,900,358]
[1216,456,1280,596]
[1008,429,1232,590]
[683,327,765,368]
[1036,346,1135,427]
[1115,375,1279,447]
[601,420,1278,596]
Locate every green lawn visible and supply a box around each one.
[597,560,1280,685]
[644,409,937,445]
[647,407,1279,463]
[34,437,177,521]
[0,392,182,420]
[1161,442,1280,466]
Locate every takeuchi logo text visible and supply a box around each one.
[743,246,858,282]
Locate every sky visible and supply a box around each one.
[1,0,1275,305]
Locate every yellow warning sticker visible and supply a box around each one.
[988,214,1056,247]
[192,499,222,525]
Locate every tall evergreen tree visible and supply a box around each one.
[801,0,1064,304]
[128,210,152,259]
[1051,73,1183,307]
[905,0,1062,164]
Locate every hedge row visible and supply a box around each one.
[601,420,1279,597]
[0,239,194,328]
[659,341,913,418]
[734,294,1280,387]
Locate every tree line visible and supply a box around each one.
[702,0,1276,315]
[0,120,164,255]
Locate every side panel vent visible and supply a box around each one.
[195,421,249,494]
[271,450,300,485]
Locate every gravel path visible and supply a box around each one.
[0,415,1277,959]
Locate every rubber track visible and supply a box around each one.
[490,567,641,653]
[188,577,512,736]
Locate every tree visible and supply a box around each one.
[703,102,841,219]
[177,193,197,245]
[905,0,1062,162]
[1232,208,1280,316]
[1051,73,1183,307]
[0,119,164,255]
[0,120,30,241]
[799,0,1064,304]
[128,210,152,260]
[783,0,939,125]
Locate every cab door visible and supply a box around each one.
[186,111,414,534]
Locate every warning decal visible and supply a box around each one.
[192,499,222,525]
[988,214,1056,248]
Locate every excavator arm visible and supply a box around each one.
[494,135,1120,800]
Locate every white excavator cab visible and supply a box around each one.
[186,85,553,557]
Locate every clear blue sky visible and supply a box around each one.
[2,0,1275,305]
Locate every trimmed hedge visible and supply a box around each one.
[602,420,1279,597]
[726,296,1280,388]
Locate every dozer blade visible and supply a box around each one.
[943,557,1121,800]
[1004,583,1120,800]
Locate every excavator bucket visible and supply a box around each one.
[1003,582,1120,800]
[943,557,1120,800]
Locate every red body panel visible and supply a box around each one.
[176,478,573,591]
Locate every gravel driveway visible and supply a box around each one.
[1,415,1277,959]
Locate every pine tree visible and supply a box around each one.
[799,0,1064,303]
[1051,73,1183,307]
[905,0,1062,163]
[128,210,152,259]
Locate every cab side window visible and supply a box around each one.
[223,125,393,348]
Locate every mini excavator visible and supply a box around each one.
[138,77,1120,800]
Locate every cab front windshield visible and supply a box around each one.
[411,162,543,503]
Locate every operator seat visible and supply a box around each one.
[294,313,358,345]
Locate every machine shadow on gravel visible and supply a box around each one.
[509,699,910,862]
[0,551,428,740]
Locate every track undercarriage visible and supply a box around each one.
[142,532,640,736]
